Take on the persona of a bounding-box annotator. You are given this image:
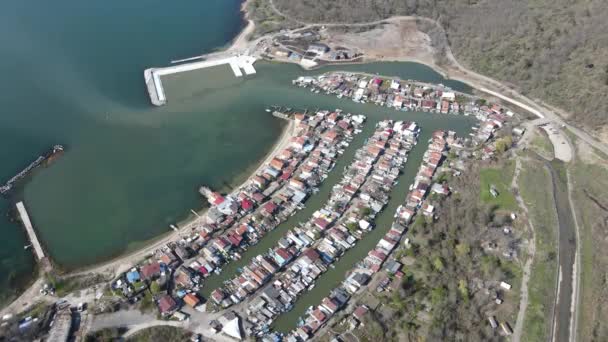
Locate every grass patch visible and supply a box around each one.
[46,273,106,297]
[530,131,554,159]
[126,326,191,342]
[519,158,559,341]
[138,291,156,313]
[479,161,517,211]
[569,161,608,340]
[85,327,128,342]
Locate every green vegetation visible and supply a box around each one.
[266,0,608,133]
[46,273,106,297]
[531,131,555,159]
[360,207,372,217]
[86,328,128,342]
[84,326,192,342]
[495,136,513,154]
[518,157,559,341]
[479,161,517,210]
[357,164,523,340]
[127,326,191,342]
[570,160,608,341]
[346,222,359,233]
[358,314,386,342]
[22,301,51,320]
[138,291,156,313]
[149,281,163,295]
[247,0,299,36]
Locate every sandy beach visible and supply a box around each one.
[75,118,295,278]
[0,117,295,317]
[0,0,286,315]
[231,0,256,51]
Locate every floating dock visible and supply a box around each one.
[144,55,257,106]
[16,201,45,261]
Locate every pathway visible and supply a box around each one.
[511,158,536,341]
[566,169,581,342]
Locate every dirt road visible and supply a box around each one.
[512,158,536,341]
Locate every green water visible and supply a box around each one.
[270,127,455,332]
[0,0,475,308]
[162,62,475,328]
[0,0,245,304]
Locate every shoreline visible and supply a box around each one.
[0,118,295,317]
[70,118,295,278]
[0,0,273,315]
[0,5,454,313]
[231,0,256,51]
[59,0,260,276]
[3,2,592,325]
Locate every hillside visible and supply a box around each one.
[257,0,608,137]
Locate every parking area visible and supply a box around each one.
[540,123,572,162]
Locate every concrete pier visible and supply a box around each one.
[144,55,257,106]
[16,201,45,261]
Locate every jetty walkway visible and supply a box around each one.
[145,55,257,106]
[16,201,52,271]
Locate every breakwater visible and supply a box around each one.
[0,145,64,196]
[145,55,257,106]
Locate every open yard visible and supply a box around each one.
[479,161,517,211]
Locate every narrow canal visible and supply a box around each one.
[160,61,476,332]
[545,159,577,342]
[270,126,437,332]
[173,61,477,300]
[198,113,377,298]
[197,111,472,332]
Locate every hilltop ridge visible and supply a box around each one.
[253,0,608,140]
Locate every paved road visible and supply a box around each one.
[5,6,594,340]
[262,7,594,340]
[267,0,608,159]
[535,156,577,342]
[550,164,577,342]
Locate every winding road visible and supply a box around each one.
[265,4,591,340]
[2,4,595,341]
